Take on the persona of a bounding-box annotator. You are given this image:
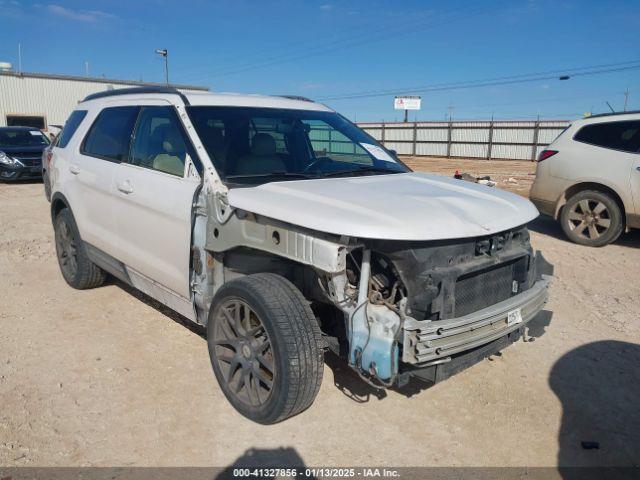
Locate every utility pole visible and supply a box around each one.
[624,88,630,112]
[84,61,90,77]
[447,102,454,121]
[18,43,22,73]
[155,49,169,85]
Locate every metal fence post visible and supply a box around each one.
[381,122,386,146]
[412,122,417,156]
[531,120,540,161]
[487,120,494,160]
[446,121,452,158]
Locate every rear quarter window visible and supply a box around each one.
[57,110,87,148]
[574,120,640,153]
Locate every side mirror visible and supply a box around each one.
[388,149,397,157]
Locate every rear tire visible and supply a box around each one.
[54,208,106,289]
[560,190,623,247]
[207,273,324,424]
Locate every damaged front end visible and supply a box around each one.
[203,189,551,389]
[322,225,553,387]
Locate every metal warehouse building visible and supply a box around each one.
[0,70,208,134]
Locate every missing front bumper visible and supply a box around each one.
[402,275,550,364]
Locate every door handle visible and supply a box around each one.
[117,180,134,194]
[69,164,80,175]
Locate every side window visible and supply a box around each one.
[574,121,640,153]
[81,106,139,162]
[129,106,197,177]
[58,110,87,148]
[304,119,373,165]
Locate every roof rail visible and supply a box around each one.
[82,86,191,105]
[277,95,314,102]
[587,109,640,119]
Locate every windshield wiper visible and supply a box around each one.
[321,165,404,178]
[225,171,317,180]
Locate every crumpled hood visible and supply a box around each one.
[227,172,539,240]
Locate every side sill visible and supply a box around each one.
[84,242,196,322]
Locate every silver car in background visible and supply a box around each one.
[530,111,640,246]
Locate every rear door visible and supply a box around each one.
[66,106,139,256]
[112,105,202,299]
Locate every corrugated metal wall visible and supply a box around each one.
[0,73,206,131]
[358,120,570,161]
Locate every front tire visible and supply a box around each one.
[54,208,106,289]
[560,190,623,247]
[207,274,324,424]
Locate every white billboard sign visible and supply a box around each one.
[394,96,421,110]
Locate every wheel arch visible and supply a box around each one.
[217,246,321,303]
[50,192,71,223]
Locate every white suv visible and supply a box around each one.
[49,87,551,423]
[530,111,640,246]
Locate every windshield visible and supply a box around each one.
[186,107,409,185]
[0,129,49,148]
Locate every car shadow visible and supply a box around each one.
[524,309,553,342]
[111,274,424,402]
[528,215,640,248]
[111,277,555,410]
[111,278,206,338]
[550,340,640,475]
[113,274,436,402]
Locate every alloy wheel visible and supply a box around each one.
[567,199,611,241]
[212,299,275,407]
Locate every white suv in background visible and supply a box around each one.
[49,87,551,423]
[530,111,640,247]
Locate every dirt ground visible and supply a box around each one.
[404,156,537,197]
[1,158,639,471]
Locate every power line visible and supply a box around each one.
[322,59,640,99]
[176,1,502,82]
[437,87,638,112]
[318,60,640,101]
[173,5,448,80]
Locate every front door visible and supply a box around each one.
[112,105,201,299]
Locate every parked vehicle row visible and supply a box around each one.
[46,86,551,423]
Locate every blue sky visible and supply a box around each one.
[1,0,639,121]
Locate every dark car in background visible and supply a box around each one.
[0,126,50,182]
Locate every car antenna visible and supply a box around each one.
[605,101,615,113]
